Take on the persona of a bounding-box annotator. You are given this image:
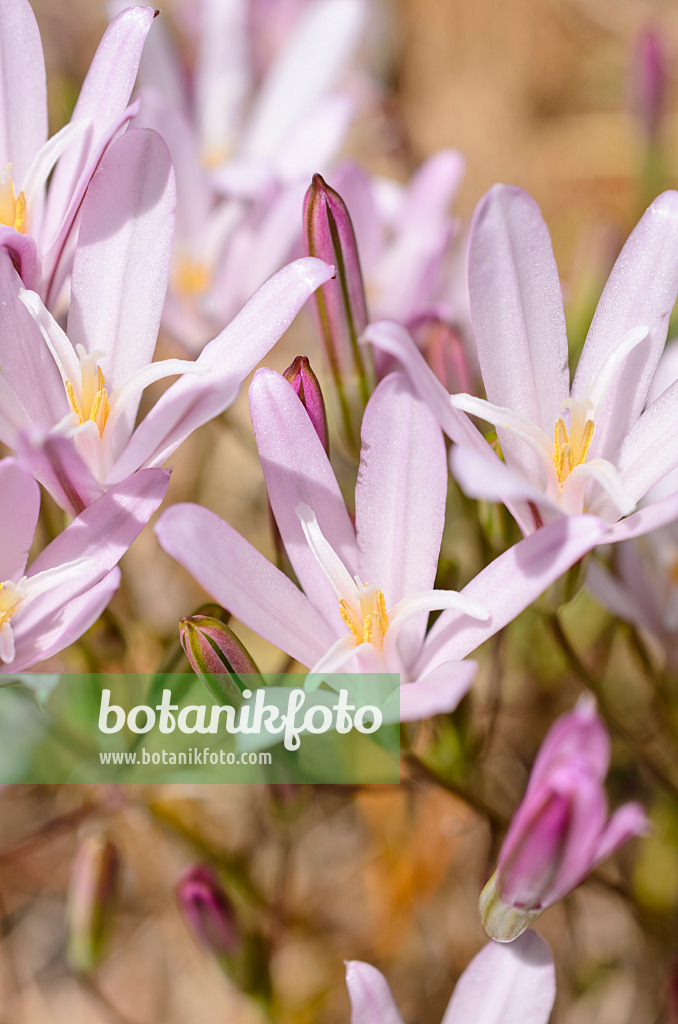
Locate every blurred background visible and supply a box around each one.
[3,0,678,1021]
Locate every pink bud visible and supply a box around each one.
[283,356,329,453]
[480,700,648,941]
[630,26,669,142]
[177,864,240,957]
[304,173,372,449]
[179,615,262,705]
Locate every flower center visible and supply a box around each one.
[0,165,26,233]
[175,256,212,298]
[65,348,111,438]
[0,578,27,664]
[339,585,390,649]
[552,415,594,485]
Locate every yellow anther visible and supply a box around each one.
[0,168,27,234]
[65,360,111,439]
[552,416,595,485]
[339,586,390,649]
[0,581,24,626]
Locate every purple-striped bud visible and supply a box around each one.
[283,356,329,453]
[177,864,240,957]
[66,835,121,974]
[630,26,669,142]
[304,173,372,450]
[480,699,648,941]
[179,615,262,705]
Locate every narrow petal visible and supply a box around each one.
[0,0,47,180]
[107,257,334,482]
[355,373,447,606]
[604,490,678,542]
[398,660,477,721]
[0,226,38,290]
[468,185,569,455]
[8,568,120,672]
[0,254,68,433]
[68,128,175,434]
[195,0,250,164]
[573,190,678,455]
[42,6,157,241]
[449,444,553,507]
[450,392,554,473]
[593,803,649,864]
[249,368,357,625]
[241,0,365,161]
[0,459,39,580]
[345,961,405,1024]
[417,515,606,675]
[442,932,556,1024]
[617,377,678,503]
[562,458,636,519]
[155,504,336,669]
[363,321,490,450]
[14,432,105,516]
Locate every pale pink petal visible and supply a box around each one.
[617,377,678,503]
[107,257,334,482]
[345,961,405,1024]
[68,129,175,431]
[418,514,607,675]
[155,504,336,669]
[8,568,120,672]
[398,660,477,721]
[573,190,678,456]
[449,444,552,508]
[275,93,355,182]
[242,0,365,161]
[593,802,649,865]
[0,226,39,290]
[442,933,556,1024]
[248,368,358,625]
[356,373,447,604]
[195,0,250,163]
[398,149,466,235]
[0,459,40,580]
[468,185,569,460]
[0,0,47,179]
[0,252,67,432]
[14,432,105,516]
[604,490,678,542]
[42,6,157,242]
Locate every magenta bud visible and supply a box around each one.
[480,699,648,941]
[66,835,121,974]
[304,174,372,449]
[179,615,262,705]
[631,26,669,142]
[411,316,474,394]
[283,356,329,453]
[177,864,240,957]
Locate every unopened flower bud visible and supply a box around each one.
[630,26,669,143]
[480,699,648,941]
[304,173,373,450]
[177,864,240,957]
[283,356,329,453]
[411,316,473,394]
[179,615,262,705]
[66,835,120,974]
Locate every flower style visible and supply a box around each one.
[128,0,366,350]
[0,459,169,672]
[346,930,555,1024]
[156,369,605,721]
[366,186,678,542]
[480,699,648,942]
[0,128,333,515]
[0,1,157,307]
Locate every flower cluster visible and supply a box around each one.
[3,1,678,1019]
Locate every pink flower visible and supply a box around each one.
[156,369,605,721]
[0,1,157,307]
[366,186,678,544]
[0,128,332,515]
[0,459,169,672]
[480,700,648,942]
[346,930,555,1024]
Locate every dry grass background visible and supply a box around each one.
[2,1,678,1021]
